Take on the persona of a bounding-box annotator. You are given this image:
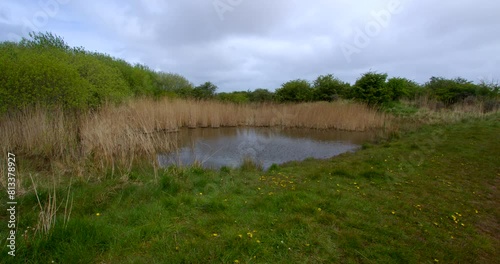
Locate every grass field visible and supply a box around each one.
[1,112,498,263]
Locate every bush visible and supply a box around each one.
[0,42,92,111]
[425,77,478,106]
[352,72,391,106]
[217,91,250,104]
[275,79,313,102]
[0,32,195,112]
[249,88,274,102]
[313,74,350,101]
[386,77,422,101]
[193,82,218,99]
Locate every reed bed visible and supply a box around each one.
[0,99,388,178]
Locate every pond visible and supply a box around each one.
[157,127,376,170]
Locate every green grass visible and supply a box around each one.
[1,114,499,263]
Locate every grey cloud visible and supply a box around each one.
[2,0,500,91]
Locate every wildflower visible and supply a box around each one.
[256,240,261,243]
[247,232,253,238]
[96,213,100,216]
[212,233,219,237]
[317,208,322,212]
[199,192,203,195]
[175,246,179,251]
[391,211,395,215]
[305,243,310,247]
[475,210,479,214]
[238,234,243,238]
[234,260,240,263]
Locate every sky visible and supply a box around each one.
[1,0,499,92]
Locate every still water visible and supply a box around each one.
[158,127,375,170]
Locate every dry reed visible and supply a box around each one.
[0,99,388,176]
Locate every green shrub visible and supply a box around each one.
[313,74,350,101]
[352,71,391,106]
[275,79,313,102]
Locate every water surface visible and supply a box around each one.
[158,127,375,170]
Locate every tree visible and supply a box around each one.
[275,79,313,102]
[425,77,477,105]
[193,82,218,99]
[386,77,421,101]
[352,71,391,106]
[249,88,274,102]
[217,91,250,104]
[20,31,70,51]
[313,74,350,101]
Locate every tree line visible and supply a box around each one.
[0,32,498,113]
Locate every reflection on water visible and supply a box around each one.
[158,127,375,170]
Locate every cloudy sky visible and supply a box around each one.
[1,0,499,92]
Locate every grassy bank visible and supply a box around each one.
[1,113,498,263]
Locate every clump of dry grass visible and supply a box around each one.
[29,174,73,236]
[405,96,499,126]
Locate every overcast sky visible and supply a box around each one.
[1,0,499,92]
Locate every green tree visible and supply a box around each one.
[313,74,350,101]
[217,91,250,104]
[20,31,70,51]
[249,88,274,102]
[275,79,313,102]
[425,77,477,105]
[386,77,422,101]
[154,72,194,98]
[71,53,132,107]
[193,82,218,99]
[352,72,391,106]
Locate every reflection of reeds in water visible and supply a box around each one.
[0,99,387,176]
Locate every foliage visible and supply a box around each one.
[0,32,193,112]
[249,88,274,102]
[0,41,92,111]
[192,82,218,99]
[313,74,350,101]
[155,72,194,98]
[352,71,391,106]
[386,77,422,101]
[217,91,250,104]
[425,77,477,105]
[275,79,314,102]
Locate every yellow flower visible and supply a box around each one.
[247,232,253,238]
[256,240,261,243]
[212,233,218,237]
[96,213,100,216]
[234,260,240,263]
[317,208,322,212]
[391,211,395,215]
[238,234,243,239]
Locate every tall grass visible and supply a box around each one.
[0,99,387,179]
